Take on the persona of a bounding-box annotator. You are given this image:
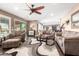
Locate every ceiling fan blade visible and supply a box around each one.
[34,10,41,14]
[24,9,30,11]
[29,12,33,15]
[34,6,44,10]
[25,3,32,10]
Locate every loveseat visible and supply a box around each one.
[55,30,79,55]
[2,31,26,49]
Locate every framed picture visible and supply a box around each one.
[71,11,79,28]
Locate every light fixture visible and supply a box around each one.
[14,7,19,11]
[52,3,59,5]
[50,13,54,16]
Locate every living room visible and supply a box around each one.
[0,3,79,56]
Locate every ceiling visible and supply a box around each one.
[0,3,77,25]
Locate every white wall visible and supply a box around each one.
[61,4,79,32]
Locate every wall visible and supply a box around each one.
[28,21,38,31]
[61,4,79,32]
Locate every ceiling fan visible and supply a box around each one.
[25,3,45,15]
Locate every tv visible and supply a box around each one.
[27,30,35,37]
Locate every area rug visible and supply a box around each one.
[37,42,59,56]
[5,46,32,56]
[2,39,59,56]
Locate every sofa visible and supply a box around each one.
[2,38,21,48]
[63,31,79,55]
[0,38,2,45]
[55,30,79,55]
[2,31,26,49]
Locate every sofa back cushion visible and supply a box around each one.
[62,30,79,39]
[15,31,25,36]
[15,31,21,36]
[5,31,25,40]
[7,33,15,39]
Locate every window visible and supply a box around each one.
[0,14,11,37]
[14,19,26,31]
[20,22,26,31]
[38,23,43,31]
